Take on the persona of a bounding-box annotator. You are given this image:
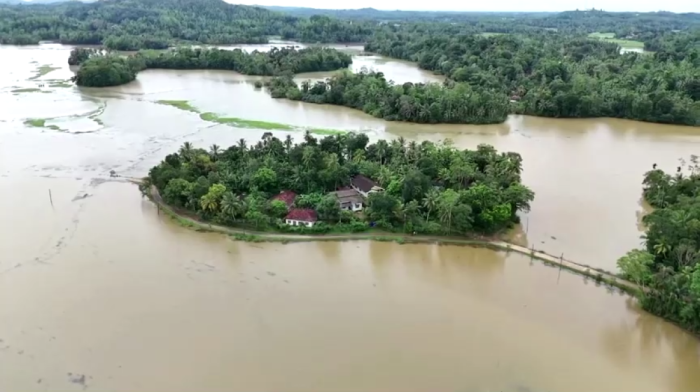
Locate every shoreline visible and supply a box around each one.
[139,181,641,296]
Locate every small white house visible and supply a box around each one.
[284,209,318,227]
[331,189,364,212]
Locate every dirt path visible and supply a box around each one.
[144,183,640,294]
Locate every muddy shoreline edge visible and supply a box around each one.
[134,181,641,297]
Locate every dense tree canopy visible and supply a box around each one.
[71,55,141,87]
[266,70,509,124]
[0,0,376,48]
[365,30,700,125]
[618,157,700,333]
[146,133,534,236]
[139,46,352,75]
[71,46,352,87]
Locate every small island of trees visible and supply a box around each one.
[71,46,353,87]
[266,71,510,125]
[145,132,535,237]
[617,157,700,333]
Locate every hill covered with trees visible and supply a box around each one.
[146,133,534,236]
[617,157,700,333]
[0,0,375,48]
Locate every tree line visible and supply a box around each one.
[145,132,534,236]
[266,70,509,125]
[71,46,353,87]
[617,157,700,334]
[0,0,377,49]
[365,30,700,126]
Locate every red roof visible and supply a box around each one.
[285,208,318,222]
[271,190,297,208]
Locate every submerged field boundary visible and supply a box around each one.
[154,100,357,135]
[134,180,640,296]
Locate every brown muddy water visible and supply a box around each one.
[2,43,700,392]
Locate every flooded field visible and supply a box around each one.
[2,43,700,392]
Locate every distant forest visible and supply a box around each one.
[4,0,697,125]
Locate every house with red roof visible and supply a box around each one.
[271,190,297,209]
[285,208,318,228]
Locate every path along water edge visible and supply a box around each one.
[133,180,641,296]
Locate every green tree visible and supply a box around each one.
[617,249,654,287]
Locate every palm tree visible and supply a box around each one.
[653,241,670,257]
[438,190,459,234]
[237,138,247,151]
[423,188,440,221]
[220,192,243,221]
[200,194,219,214]
[376,140,389,165]
[284,134,293,154]
[209,144,220,160]
[377,166,392,187]
[396,200,420,231]
[179,142,193,158]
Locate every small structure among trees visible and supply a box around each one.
[148,132,534,235]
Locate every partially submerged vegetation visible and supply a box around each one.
[155,100,348,134]
[145,133,534,237]
[23,118,62,131]
[11,88,41,93]
[28,64,60,80]
[24,118,46,127]
[157,100,200,113]
[617,157,700,334]
[71,46,352,87]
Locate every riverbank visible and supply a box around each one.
[140,181,640,296]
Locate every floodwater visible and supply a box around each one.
[2,43,700,392]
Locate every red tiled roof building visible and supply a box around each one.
[271,190,297,209]
[285,208,318,227]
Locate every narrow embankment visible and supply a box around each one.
[138,182,640,295]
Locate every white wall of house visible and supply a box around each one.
[285,219,315,227]
[341,202,363,212]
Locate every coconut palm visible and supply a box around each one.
[179,142,193,157]
[220,192,243,221]
[423,188,440,221]
[209,144,221,160]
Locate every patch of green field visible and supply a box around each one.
[11,88,41,93]
[588,32,645,49]
[478,32,506,37]
[28,65,61,80]
[199,112,294,130]
[156,100,200,113]
[47,125,63,131]
[605,38,645,48]
[588,32,615,39]
[24,119,46,127]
